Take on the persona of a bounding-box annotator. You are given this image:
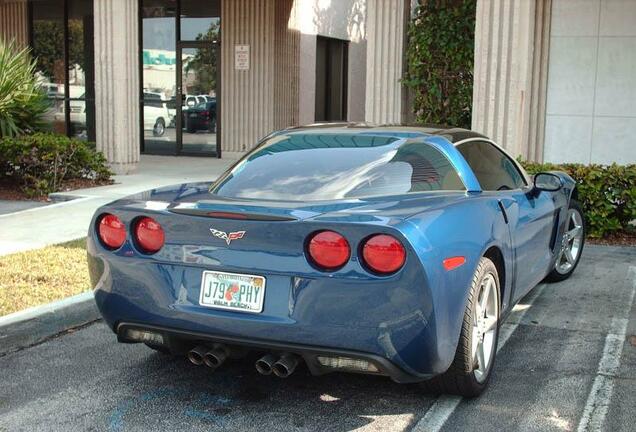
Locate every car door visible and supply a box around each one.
[456,140,557,300]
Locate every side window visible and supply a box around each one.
[457,141,526,191]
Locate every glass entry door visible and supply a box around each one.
[176,41,220,156]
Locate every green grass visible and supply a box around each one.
[0,238,90,317]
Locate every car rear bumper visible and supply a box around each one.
[116,321,430,383]
[88,229,458,380]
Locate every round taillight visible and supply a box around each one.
[98,213,126,250]
[361,234,406,274]
[307,231,350,270]
[134,217,165,254]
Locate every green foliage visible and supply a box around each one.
[0,133,112,197]
[32,19,85,82]
[403,0,476,128]
[184,23,220,95]
[521,161,636,238]
[0,40,48,137]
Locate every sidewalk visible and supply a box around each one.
[0,155,240,256]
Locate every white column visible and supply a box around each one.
[365,0,407,124]
[93,0,140,174]
[472,0,551,161]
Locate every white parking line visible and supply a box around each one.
[576,266,636,432]
[412,284,547,432]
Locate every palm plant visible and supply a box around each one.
[0,39,48,137]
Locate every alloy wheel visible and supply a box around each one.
[555,208,584,274]
[472,272,499,383]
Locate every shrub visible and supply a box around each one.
[0,133,113,197]
[0,39,48,137]
[403,0,476,128]
[521,161,636,238]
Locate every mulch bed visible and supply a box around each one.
[0,178,114,202]
[587,230,636,247]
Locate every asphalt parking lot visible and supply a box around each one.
[1,245,634,432]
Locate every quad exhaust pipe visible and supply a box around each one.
[203,345,228,368]
[255,354,278,375]
[187,344,229,369]
[255,353,300,378]
[189,346,299,377]
[187,345,207,366]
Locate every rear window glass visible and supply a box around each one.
[211,133,465,201]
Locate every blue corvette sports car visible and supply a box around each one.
[88,124,585,397]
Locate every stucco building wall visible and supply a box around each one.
[543,0,636,164]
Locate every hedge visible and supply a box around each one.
[0,133,112,197]
[403,0,476,129]
[521,161,636,238]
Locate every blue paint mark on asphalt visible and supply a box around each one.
[107,387,233,431]
[108,387,177,432]
[107,399,133,432]
[183,407,228,426]
[196,392,232,406]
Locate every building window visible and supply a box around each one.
[140,0,177,154]
[315,36,348,122]
[29,0,95,141]
[140,0,221,157]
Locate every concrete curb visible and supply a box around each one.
[0,292,100,356]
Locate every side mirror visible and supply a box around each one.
[533,172,563,192]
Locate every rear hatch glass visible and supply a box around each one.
[211,133,465,201]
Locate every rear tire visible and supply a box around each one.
[545,200,585,282]
[419,257,500,397]
[152,118,165,137]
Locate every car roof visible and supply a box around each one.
[282,122,488,144]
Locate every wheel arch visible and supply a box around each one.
[570,186,579,202]
[483,245,505,307]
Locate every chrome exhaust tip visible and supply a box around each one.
[203,345,228,369]
[272,354,299,378]
[255,354,278,375]
[187,345,207,366]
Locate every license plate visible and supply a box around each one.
[189,113,198,118]
[199,271,266,313]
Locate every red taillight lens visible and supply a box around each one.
[361,234,406,274]
[307,231,350,270]
[98,213,126,250]
[134,217,165,254]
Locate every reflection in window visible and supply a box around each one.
[31,0,66,135]
[68,0,95,141]
[180,0,220,41]
[141,0,177,154]
[139,0,221,155]
[457,141,526,191]
[30,0,95,141]
[212,135,466,201]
